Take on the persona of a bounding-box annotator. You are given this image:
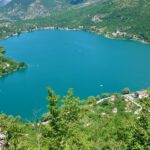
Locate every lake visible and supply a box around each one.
[0,30,150,120]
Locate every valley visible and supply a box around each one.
[0,0,150,149]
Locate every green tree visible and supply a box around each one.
[46,87,90,149]
[47,87,60,131]
[122,88,131,95]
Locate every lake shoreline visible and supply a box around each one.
[0,29,150,118]
[0,26,149,79]
[1,26,149,45]
[0,58,27,78]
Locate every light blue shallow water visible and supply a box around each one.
[0,30,150,119]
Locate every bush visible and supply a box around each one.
[122,88,131,95]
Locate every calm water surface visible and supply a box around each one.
[0,30,150,119]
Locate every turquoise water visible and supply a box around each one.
[0,30,150,119]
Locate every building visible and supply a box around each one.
[135,90,149,99]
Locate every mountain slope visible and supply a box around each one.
[0,0,149,43]
[0,0,97,20]
[16,0,149,43]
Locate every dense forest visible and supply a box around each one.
[0,88,150,149]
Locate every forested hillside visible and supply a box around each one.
[0,0,149,43]
[0,88,150,149]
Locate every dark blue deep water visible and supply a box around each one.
[0,30,150,119]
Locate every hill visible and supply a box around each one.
[0,0,149,43]
[0,88,150,149]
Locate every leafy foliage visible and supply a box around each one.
[0,88,149,149]
[0,46,26,77]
